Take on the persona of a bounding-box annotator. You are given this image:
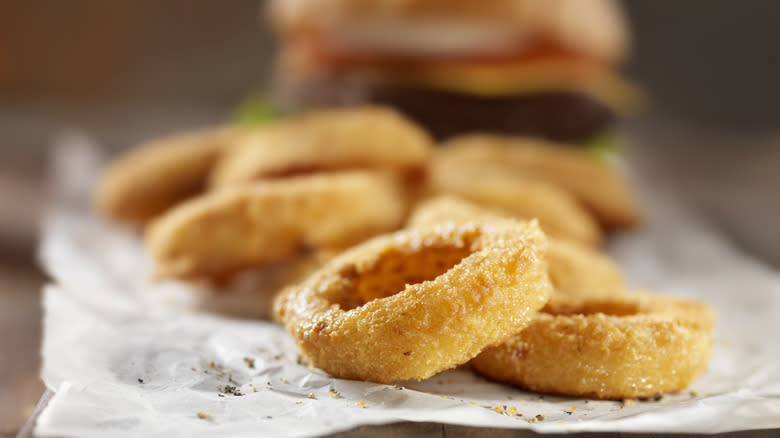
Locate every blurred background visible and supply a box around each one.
[1,0,779,434]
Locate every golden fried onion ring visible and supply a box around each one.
[274,219,553,383]
[96,126,243,225]
[210,105,433,187]
[147,171,405,281]
[472,292,715,399]
[408,196,624,295]
[434,134,641,228]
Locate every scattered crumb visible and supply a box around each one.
[197,411,210,420]
[690,391,699,397]
[328,390,340,398]
[570,406,577,412]
[308,393,316,399]
[221,385,244,396]
[191,367,196,372]
[280,377,288,383]
[469,401,477,405]
[243,357,255,369]
[253,387,257,393]
[215,371,224,377]
[622,399,635,407]
[507,406,518,416]
[357,400,366,408]
[535,414,545,421]
[137,378,144,384]
[266,381,271,386]
[208,361,215,368]
[218,394,225,398]
[494,406,503,414]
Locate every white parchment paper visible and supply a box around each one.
[35,138,780,437]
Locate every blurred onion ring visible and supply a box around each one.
[274,219,552,383]
[210,105,433,188]
[147,171,405,281]
[472,292,715,399]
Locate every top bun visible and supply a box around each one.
[269,0,630,63]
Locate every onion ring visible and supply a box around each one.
[147,171,405,281]
[428,160,602,246]
[434,134,641,228]
[96,126,243,225]
[471,292,715,399]
[408,196,623,295]
[273,219,552,383]
[210,105,433,188]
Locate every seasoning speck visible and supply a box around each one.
[689,391,699,397]
[535,414,545,421]
[243,357,255,369]
[197,411,210,419]
[137,378,144,384]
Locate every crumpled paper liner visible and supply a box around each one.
[35,138,780,437]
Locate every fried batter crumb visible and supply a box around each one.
[197,411,210,419]
[280,377,288,383]
[357,400,366,408]
[328,390,340,398]
[208,361,215,368]
[308,393,316,399]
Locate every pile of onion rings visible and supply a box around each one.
[94,105,715,400]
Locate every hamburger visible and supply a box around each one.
[267,0,638,144]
